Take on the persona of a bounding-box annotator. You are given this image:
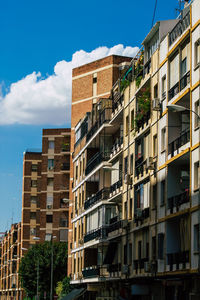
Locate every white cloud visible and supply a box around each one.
[0,44,139,125]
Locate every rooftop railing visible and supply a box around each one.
[169,11,190,46]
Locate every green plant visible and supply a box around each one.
[120,78,130,92]
[136,75,142,88]
[134,87,151,131]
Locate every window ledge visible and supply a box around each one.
[194,126,200,132]
[161,149,166,154]
[194,187,199,193]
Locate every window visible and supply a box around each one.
[162,75,166,98]
[124,244,127,264]
[194,224,199,252]
[30,228,36,236]
[194,162,199,190]
[152,236,156,260]
[75,165,78,180]
[138,241,142,260]
[181,57,187,77]
[161,127,166,152]
[194,100,199,128]
[153,184,157,209]
[124,156,128,175]
[154,84,158,98]
[130,154,133,175]
[93,76,97,84]
[60,229,68,242]
[30,196,37,204]
[47,195,53,206]
[30,212,36,219]
[48,141,54,149]
[158,233,164,259]
[131,109,134,130]
[46,214,53,223]
[169,52,179,88]
[135,184,144,209]
[153,134,157,157]
[129,243,132,264]
[31,180,37,188]
[136,138,143,160]
[45,234,52,241]
[48,159,54,170]
[195,39,200,66]
[160,180,165,205]
[47,178,54,187]
[31,164,38,172]
[125,115,129,135]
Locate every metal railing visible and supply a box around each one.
[169,11,190,46]
[85,151,111,175]
[112,95,124,113]
[107,219,123,234]
[84,226,108,243]
[167,250,189,270]
[180,71,190,91]
[82,266,100,278]
[84,188,110,210]
[168,128,190,157]
[111,136,123,155]
[168,82,179,100]
[167,190,189,213]
[107,263,121,273]
[110,178,123,193]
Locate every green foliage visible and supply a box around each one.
[134,87,151,131]
[136,75,142,88]
[56,277,72,299]
[120,78,130,92]
[19,242,68,299]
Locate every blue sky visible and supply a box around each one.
[0,0,180,231]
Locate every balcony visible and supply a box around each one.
[112,95,124,118]
[180,71,190,91]
[84,188,110,210]
[135,111,150,132]
[110,137,123,158]
[169,11,190,46]
[84,226,107,243]
[133,258,149,273]
[135,156,147,178]
[134,207,150,221]
[85,151,111,176]
[107,218,123,235]
[167,250,189,271]
[144,59,151,76]
[168,82,179,101]
[107,263,121,273]
[168,129,190,157]
[82,266,100,278]
[167,190,189,214]
[110,178,122,194]
[86,107,112,142]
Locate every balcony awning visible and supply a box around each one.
[61,288,86,300]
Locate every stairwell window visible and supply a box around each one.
[194,224,199,252]
[153,134,158,157]
[161,127,166,152]
[31,164,38,172]
[46,214,53,223]
[48,141,54,149]
[125,115,129,135]
[48,159,54,171]
[31,180,37,188]
[131,109,134,130]
[162,75,166,99]
[160,180,166,206]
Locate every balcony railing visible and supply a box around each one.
[82,266,100,278]
[135,156,146,178]
[133,258,149,272]
[167,190,189,213]
[110,178,122,194]
[135,111,150,131]
[168,128,190,157]
[107,219,123,234]
[144,59,151,76]
[180,71,190,91]
[169,11,190,46]
[84,226,108,243]
[107,263,121,273]
[86,108,112,142]
[85,151,111,175]
[84,188,110,210]
[111,137,123,155]
[168,82,179,100]
[112,95,124,113]
[167,250,189,270]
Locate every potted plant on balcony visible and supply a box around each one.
[134,87,150,132]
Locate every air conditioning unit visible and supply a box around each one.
[47,205,52,209]
[122,264,129,274]
[152,98,161,111]
[144,261,151,272]
[146,157,154,170]
[124,174,132,185]
[136,208,143,219]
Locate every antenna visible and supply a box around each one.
[176,0,190,18]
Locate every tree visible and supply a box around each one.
[56,277,72,299]
[19,242,68,299]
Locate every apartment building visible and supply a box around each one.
[70,0,200,299]
[68,55,133,276]
[0,223,22,300]
[21,128,70,250]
